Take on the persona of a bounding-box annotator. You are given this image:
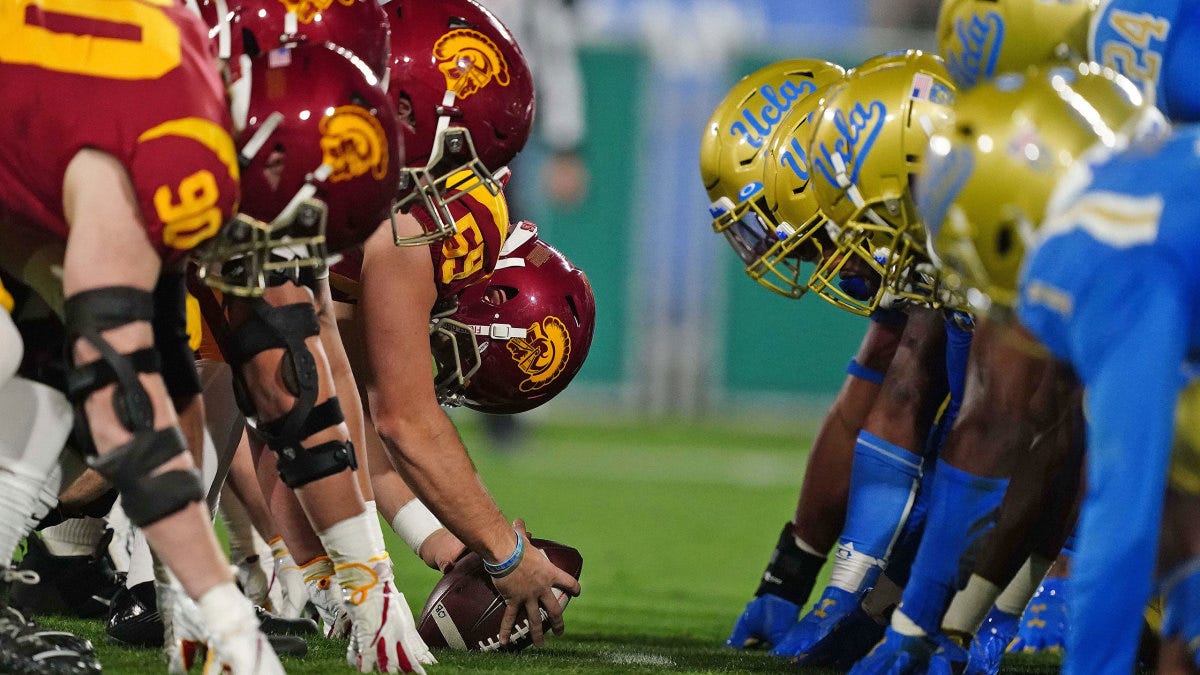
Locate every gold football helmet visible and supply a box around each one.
[937,0,1098,89]
[807,50,957,315]
[748,81,846,297]
[700,59,845,297]
[918,61,1157,314]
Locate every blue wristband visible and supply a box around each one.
[484,529,525,578]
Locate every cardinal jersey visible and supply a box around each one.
[330,178,511,302]
[1018,127,1200,675]
[0,0,239,263]
[1090,0,1200,121]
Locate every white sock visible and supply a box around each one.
[41,516,106,557]
[995,555,1053,616]
[107,500,133,573]
[126,527,155,588]
[942,574,1003,635]
[892,608,927,637]
[20,466,62,544]
[0,466,44,562]
[220,487,258,564]
[198,582,259,639]
[364,500,388,554]
[317,509,389,599]
[827,541,884,593]
[0,377,72,561]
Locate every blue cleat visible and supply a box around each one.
[964,606,1019,675]
[1162,563,1200,669]
[1009,577,1067,653]
[926,632,970,675]
[725,593,800,649]
[849,626,937,675]
[770,586,860,659]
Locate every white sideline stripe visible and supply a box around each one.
[601,651,676,667]
[431,602,468,650]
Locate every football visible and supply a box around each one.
[416,538,583,652]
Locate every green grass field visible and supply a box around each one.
[41,415,1060,673]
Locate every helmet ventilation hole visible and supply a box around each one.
[565,295,580,327]
[996,223,1014,256]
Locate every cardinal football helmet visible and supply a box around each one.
[937,0,1098,89]
[808,50,957,315]
[917,62,1158,314]
[199,42,401,296]
[232,0,391,81]
[699,59,845,298]
[383,0,535,246]
[430,222,595,414]
[188,0,238,60]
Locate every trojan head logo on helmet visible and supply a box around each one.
[385,0,534,247]
[937,0,1098,89]
[699,59,845,297]
[807,50,956,315]
[197,42,401,296]
[232,0,391,81]
[319,106,391,183]
[430,222,595,414]
[433,28,512,99]
[918,61,1159,314]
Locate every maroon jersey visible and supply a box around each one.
[0,0,238,264]
[330,177,511,302]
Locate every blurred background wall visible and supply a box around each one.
[503,0,937,421]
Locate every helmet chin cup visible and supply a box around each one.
[392,127,501,247]
[196,196,329,297]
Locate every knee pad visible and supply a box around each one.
[268,395,357,487]
[152,272,201,404]
[226,298,357,486]
[63,287,202,527]
[226,298,321,447]
[89,426,202,527]
[276,437,358,489]
[63,287,160,447]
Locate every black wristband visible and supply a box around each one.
[753,522,827,606]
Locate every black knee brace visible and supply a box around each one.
[63,287,203,528]
[226,298,357,488]
[152,272,202,404]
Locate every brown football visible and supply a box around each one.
[416,538,583,652]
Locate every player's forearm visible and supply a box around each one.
[373,409,514,562]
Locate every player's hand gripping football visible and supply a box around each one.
[493,519,582,648]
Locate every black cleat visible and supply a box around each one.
[0,570,101,674]
[11,531,122,619]
[267,633,309,658]
[255,605,319,636]
[105,581,163,648]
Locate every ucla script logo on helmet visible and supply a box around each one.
[508,317,571,392]
[813,100,886,188]
[433,29,511,99]
[277,0,355,24]
[319,106,389,183]
[946,11,1004,88]
[729,79,819,149]
[779,113,818,183]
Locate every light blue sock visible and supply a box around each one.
[834,430,923,591]
[897,459,1009,634]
